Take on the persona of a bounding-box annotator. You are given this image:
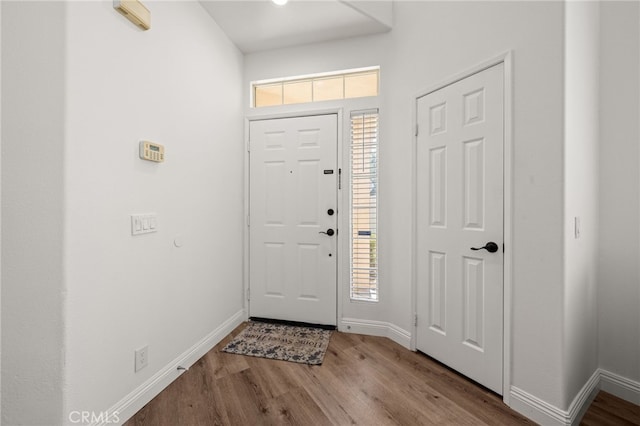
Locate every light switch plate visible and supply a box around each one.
[131,213,157,235]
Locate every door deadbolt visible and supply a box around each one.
[327,209,335,216]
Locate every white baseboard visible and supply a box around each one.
[510,386,573,426]
[599,368,640,405]
[510,369,599,426]
[98,309,245,426]
[510,368,639,426]
[339,317,411,349]
[568,369,601,425]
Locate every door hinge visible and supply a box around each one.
[246,288,250,301]
[338,168,342,190]
[414,314,418,327]
[415,124,419,137]
[247,140,250,152]
[246,214,250,227]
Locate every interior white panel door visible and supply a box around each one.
[249,114,338,326]
[416,63,504,394]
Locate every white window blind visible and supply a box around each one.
[350,110,379,301]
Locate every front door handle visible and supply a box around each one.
[470,242,499,253]
[319,229,335,236]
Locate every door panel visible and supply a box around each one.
[416,63,504,394]
[249,114,338,326]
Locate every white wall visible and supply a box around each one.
[245,0,568,409]
[598,1,640,397]
[2,1,245,424]
[0,1,4,420]
[1,2,67,424]
[63,1,244,421]
[563,0,600,410]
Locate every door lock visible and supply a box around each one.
[327,209,335,216]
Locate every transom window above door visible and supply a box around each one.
[252,67,379,107]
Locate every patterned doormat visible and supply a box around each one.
[222,321,333,365]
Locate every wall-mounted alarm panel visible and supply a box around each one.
[139,141,164,163]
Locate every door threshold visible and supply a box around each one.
[250,317,336,331]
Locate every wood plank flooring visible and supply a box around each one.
[581,391,640,426]
[125,323,637,426]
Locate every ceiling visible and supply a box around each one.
[199,1,393,54]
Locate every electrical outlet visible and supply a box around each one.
[135,346,148,372]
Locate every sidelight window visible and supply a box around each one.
[350,110,379,301]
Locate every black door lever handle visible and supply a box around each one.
[470,242,499,253]
[319,229,335,236]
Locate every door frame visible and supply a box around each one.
[411,51,514,403]
[244,108,344,327]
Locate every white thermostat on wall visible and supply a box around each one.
[139,141,165,163]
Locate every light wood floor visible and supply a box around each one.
[125,323,638,426]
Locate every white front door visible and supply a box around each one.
[249,114,338,326]
[416,63,504,394]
